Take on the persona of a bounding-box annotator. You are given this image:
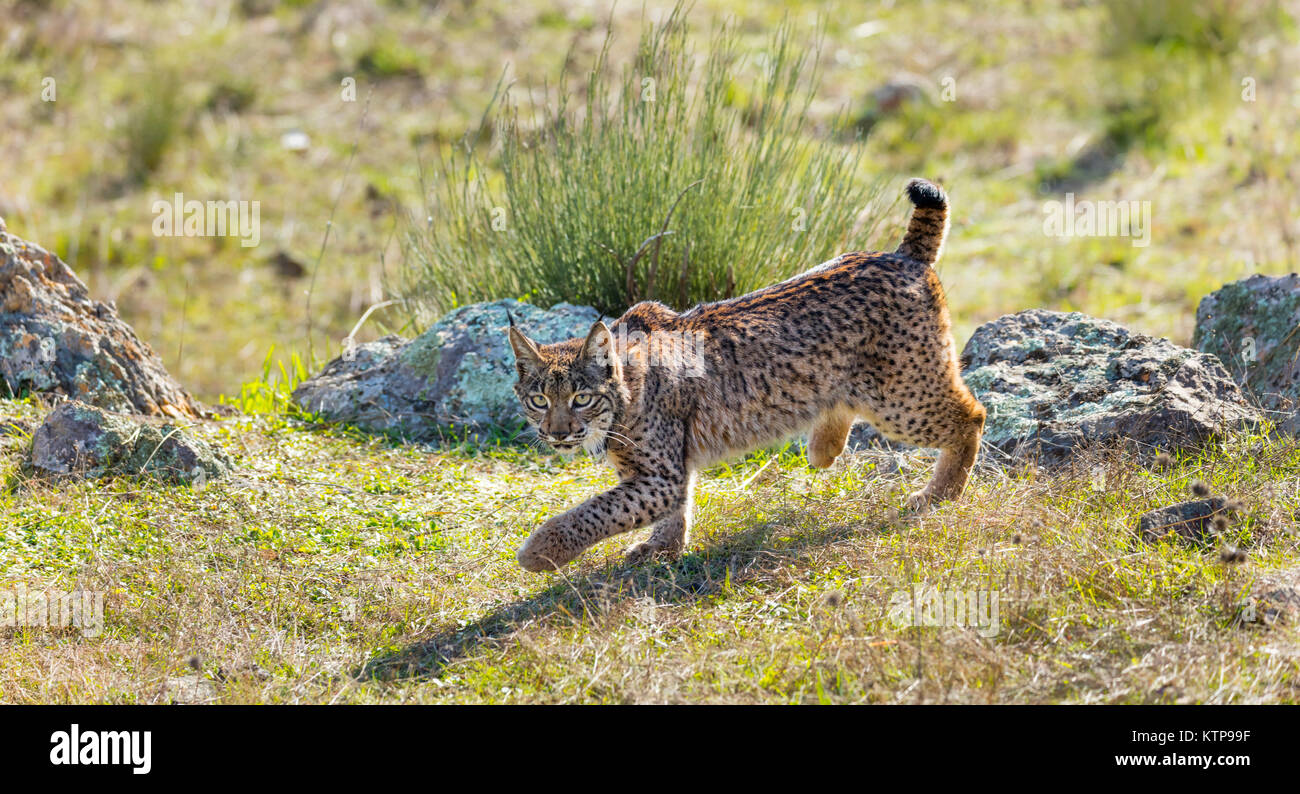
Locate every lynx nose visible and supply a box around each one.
[541,412,583,441]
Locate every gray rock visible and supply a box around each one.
[0,217,204,418]
[292,299,606,440]
[959,310,1259,465]
[847,310,1257,463]
[28,401,233,484]
[1136,497,1228,544]
[1192,273,1300,433]
[1240,567,1300,627]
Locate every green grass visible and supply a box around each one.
[221,346,312,417]
[121,66,184,189]
[397,2,884,319]
[2,396,1297,704]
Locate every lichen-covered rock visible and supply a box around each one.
[0,217,204,417]
[1136,497,1228,544]
[292,299,606,439]
[28,401,233,483]
[960,310,1258,465]
[1192,274,1300,433]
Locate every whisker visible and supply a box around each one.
[604,430,643,451]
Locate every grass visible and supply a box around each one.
[2,394,1297,704]
[398,3,884,320]
[121,67,184,189]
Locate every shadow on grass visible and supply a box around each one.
[358,506,902,684]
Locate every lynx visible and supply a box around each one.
[508,178,985,572]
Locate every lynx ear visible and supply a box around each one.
[580,321,621,379]
[507,325,542,377]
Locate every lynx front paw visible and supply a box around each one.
[806,447,839,469]
[516,517,582,572]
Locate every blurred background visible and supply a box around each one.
[0,0,1294,404]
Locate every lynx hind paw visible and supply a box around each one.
[904,490,934,513]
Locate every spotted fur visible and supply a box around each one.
[508,178,985,572]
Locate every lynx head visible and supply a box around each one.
[507,319,625,457]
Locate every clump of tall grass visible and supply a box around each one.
[122,67,183,186]
[398,4,885,320]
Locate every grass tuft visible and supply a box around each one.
[397,2,885,319]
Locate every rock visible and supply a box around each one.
[959,310,1259,465]
[27,401,232,483]
[0,219,204,417]
[1239,567,1300,627]
[1192,274,1300,433]
[855,74,935,132]
[267,250,306,279]
[1136,497,1228,544]
[292,299,606,439]
[869,76,934,114]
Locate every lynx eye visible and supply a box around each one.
[571,392,593,408]
[527,394,549,410]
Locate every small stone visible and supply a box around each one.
[1137,497,1228,545]
[280,130,310,152]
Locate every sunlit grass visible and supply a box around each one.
[1,397,1297,703]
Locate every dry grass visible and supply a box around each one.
[2,396,1297,704]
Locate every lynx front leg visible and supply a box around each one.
[516,473,688,572]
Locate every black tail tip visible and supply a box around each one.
[905,178,947,210]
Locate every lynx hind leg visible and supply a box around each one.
[904,388,986,511]
[808,407,855,469]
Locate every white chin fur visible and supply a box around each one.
[582,433,606,458]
